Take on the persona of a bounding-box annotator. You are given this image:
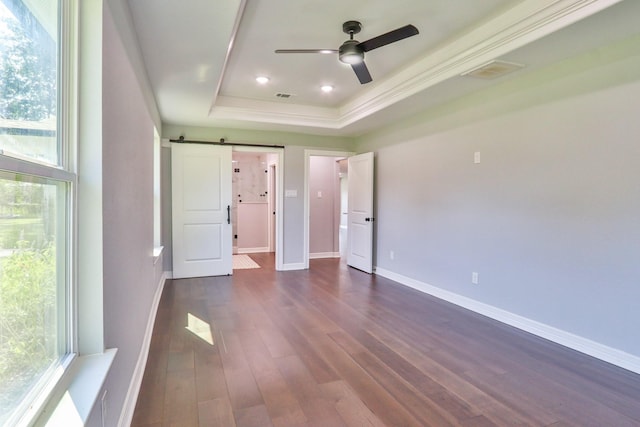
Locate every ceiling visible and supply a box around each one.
[126,0,638,137]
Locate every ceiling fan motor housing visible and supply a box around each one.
[339,40,364,64]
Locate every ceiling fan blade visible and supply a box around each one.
[358,24,418,52]
[274,49,338,54]
[351,61,372,84]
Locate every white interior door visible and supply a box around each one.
[347,152,374,273]
[172,143,232,278]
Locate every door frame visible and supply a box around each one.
[234,146,285,270]
[303,149,355,269]
[268,163,276,252]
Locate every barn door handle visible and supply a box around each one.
[227,205,231,224]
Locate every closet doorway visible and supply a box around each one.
[303,150,354,269]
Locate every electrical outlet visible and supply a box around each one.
[472,272,479,284]
[390,250,395,260]
[474,152,481,164]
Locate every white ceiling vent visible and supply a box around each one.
[461,60,525,79]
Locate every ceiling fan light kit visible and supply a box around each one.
[275,20,419,84]
[339,40,364,64]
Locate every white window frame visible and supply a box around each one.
[0,0,77,424]
[0,162,76,426]
[1,0,116,423]
[153,126,162,261]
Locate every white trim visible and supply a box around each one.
[153,245,164,265]
[280,262,307,271]
[117,272,168,427]
[237,247,270,254]
[374,267,640,375]
[303,150,355,269]
[207,0,248,115]
[208,0,624,131]
[309,252,341,259]
[38,349,117,426]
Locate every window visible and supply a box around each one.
[0,0,75,424]
[153,126,161,251]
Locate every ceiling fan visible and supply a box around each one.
[275,20,419,84]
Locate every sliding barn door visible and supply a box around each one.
[172,143,232,278]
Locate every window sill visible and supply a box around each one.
[39,348,117,426]
[153,246,164,265]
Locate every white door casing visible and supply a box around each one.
[347,152,374,273]
[172,143,232,278]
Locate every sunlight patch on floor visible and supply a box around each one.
[185,313,214,346]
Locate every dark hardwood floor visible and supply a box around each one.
[131,253,640,426]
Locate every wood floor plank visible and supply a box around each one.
[238,329,307,426]
[197,398,236,427]
[319,381,387,427]
[163,369,198,426]
[234,404,275,427]
[260,305,341,384]
[274,355,347,427]
[309,332,424,426]
[132,254,640,426]
[218,332,265,411]
[329,329,473,425]
[131,350,168,426]
[194,343,228,402]
[363,327,538,426]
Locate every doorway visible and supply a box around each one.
[303,150,354,269]
[232,147,282,269]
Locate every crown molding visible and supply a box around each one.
[211,96,342,128]
[209,0,623,130]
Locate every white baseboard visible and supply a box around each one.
[237,247,269,254]
[374,267,640,375]
[117,271,168,427]
[279,262,306,271]
[309,252,341,259]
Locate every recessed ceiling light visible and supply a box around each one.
[321,85,334,93]
[255,76,270,84]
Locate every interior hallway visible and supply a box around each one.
[131,253,640,426]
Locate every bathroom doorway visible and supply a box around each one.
[232,147,282,268]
